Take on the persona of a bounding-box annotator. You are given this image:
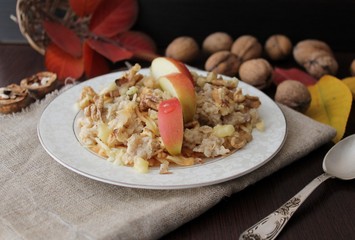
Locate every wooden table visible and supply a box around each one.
[1,44,354,240]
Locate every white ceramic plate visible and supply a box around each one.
[38,68,287,190]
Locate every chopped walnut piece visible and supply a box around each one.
[79,86,97,109]
[212,88,223,106]
[230,137,247,150]
[115,64,144,88]
[138,87,163,111]
[244,95,261,109]
[159,160,172,174]
[84,95,104,122]
[233,88,246,103]
[184,120,200,129]
[210,78,238,89]
[227,130,252,150]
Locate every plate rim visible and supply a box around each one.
[37,68,287,190]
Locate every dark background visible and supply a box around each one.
[1,0,354,52]
[134,0,355,51]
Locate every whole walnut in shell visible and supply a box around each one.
[293,39,332,63]
[303,51,338,79]
[238,58,273,89]
[202,32,233,55]
[231,35,262,62]
[165,36,199,63]
[264,34,293,61]
[275,80,311,112]
[205,51,241,76]
[293,39,338,79]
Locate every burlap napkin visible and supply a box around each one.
[0,87,336,240]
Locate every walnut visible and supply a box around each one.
[293,39,338,78]
[20,71,57,99]
[264,34,293,61]
[0,84,35,114]
[274,80,311,112]
[238,58,273,89]
[79,86,97,109]
[115,63,143,87]
[204,51,241,77]
[350,59,355,76]
[165,36,199,63]
[303,51,339,79]
[139,87,162,111]
[231,35,262,62]
[202,32,233,55]
[230,137,247,150]
[293,39,332,64]
[87,95,104,121]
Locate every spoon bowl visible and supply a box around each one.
[323,134,355,180]
[240,134,355,240]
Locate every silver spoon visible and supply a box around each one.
[239,134,355,240]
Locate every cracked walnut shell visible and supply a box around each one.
[20,71,57,99]
[0,84,35,114]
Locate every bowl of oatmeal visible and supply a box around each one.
[38,63,287,189]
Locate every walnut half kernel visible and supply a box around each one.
[20,71,57,99]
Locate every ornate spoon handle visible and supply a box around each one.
[239,172,332,240]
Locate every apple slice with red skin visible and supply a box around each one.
[150,57,193,83]
[159,73,196,123]
[158,98,184,155]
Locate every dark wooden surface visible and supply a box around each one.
[1,44,354,240]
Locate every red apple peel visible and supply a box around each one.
[158,98,184,155]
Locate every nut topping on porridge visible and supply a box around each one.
[77,58,264,173]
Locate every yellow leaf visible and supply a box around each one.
[305,75,352,143]
[343,77,355,99]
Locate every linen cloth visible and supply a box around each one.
[0,87,336,240]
